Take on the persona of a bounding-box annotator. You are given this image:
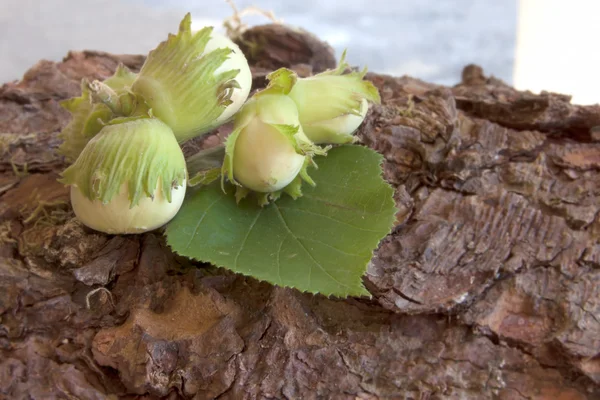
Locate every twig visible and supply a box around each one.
[85,287,115,310]
[223,0,282,39]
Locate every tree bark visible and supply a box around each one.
[1,26,599,400]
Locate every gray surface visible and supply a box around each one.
[0,0,516,86]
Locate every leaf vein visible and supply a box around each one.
[302,194,383,216]
[277,206,386,233]
[323,182,376,193]
[233,208,263,270]
[298,236,364,257]
[184,196,221,251]
[276,235,285,286]
[273,204,351,291]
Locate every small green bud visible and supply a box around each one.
[269,51,380,144]
[58,64,137,162]
[60,118,187,234]
[131,13,252,143]
[222,93,325,203]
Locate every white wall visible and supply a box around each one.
[1,0,517,87]
[514,0,600,105]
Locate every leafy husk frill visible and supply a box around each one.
[60,118,186,207]
[130,13,243,142]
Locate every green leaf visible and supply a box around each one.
[166,145,396,297]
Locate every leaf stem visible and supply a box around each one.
[186,146,226,173]
[87,80,123,115]
[186,145,226,186]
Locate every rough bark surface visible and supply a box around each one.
[233,24,337,75]
[1,27,599,400]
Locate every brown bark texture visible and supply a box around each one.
[1,25,600,400]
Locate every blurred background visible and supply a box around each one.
[1,0,598,104]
